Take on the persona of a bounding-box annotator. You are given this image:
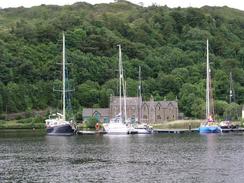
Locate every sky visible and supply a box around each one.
[0,0,244,11]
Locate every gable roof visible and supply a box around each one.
[83,108,110,116]
[143,101,178,108]
[111,96,141,106]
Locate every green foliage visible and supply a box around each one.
[83,116,98,128]
[0,2,244,119]
[32,116,44,123]
[223,103,241,120]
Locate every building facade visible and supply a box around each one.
[83,96,178,124]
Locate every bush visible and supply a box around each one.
[16,115,23,120]
[17,118,32,123]
[75,111,83,122]
[32,116,44,123]
[83,116,98,128]
[241,120,244,127]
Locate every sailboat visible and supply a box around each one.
[133,66,153,134]
[45,32,75,136]
[103,45,135,134]
[220,72,239,129]
[199,39,222,133]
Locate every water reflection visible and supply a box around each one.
[1,131,244,182]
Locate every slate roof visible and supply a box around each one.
[143,101,178,108]
[83,108,110,117]
[111,96,141,106]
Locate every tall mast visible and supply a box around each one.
[62,32,66,121]
[124,80,127,121]
[229,72,234,103]
[138,66,142,123]
[118,45,122,118]
[206,39,210,120]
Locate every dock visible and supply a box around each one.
[221,128,244,133]
[153,128,198,134]
[153,128,244,134]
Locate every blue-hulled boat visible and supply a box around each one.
[199,123,222,133]
[199,40,221,134]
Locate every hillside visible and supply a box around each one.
[0,0,244,119]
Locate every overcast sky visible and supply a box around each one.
[0,0,244,11]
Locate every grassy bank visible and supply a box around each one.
[0,117,45,129]
[152,120,202,129]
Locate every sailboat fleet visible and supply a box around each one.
[45,33,227,136]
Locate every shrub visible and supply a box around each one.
[83,116,98,128]
[17,118,32,123]
[32,116,44,123]
[75,111,83,122]
[16,115,23,120]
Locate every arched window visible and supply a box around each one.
[93,111,101,121]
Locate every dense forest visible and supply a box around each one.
[0,0,244,120]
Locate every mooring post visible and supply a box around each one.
[188,123,191,131]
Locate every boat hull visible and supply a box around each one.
[47,124,74,136]
[134,128,153,134]
[199,126,222,133]
[103,126,129,134]
[103,123,135,135]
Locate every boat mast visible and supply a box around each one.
[229,72,234,103]
[124,80,127,122]
[138,66,142,123]
[118,45,122,119]
[120,48,127,122]
[206,39,210,120]
[62,32,66,121]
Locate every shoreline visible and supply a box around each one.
[0,119,242,130]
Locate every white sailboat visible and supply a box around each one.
[133,66,153,134]
[45,32,75,136]
[199,39,221,133]
[103,45,135,134]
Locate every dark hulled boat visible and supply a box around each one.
[46,114,75,136]
[45,32,75,136]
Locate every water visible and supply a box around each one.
[0,130,244,183]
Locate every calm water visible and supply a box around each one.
[0,130,244,183]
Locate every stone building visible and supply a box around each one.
[141,96,178,123]
[82,108,110,123]
[82,96,178,124]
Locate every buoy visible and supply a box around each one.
[95,123,100,130]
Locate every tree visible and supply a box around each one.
[214,100,228,119]
[224,103,241,120]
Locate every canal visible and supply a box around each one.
[0,130,244,182]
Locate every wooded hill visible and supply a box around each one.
[0,0,244,120]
